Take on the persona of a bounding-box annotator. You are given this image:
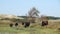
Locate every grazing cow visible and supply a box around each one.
[15,23,18,27]
[24,22,30,28]
[41,21,48,26]
[10,23,13,27]
[22,22,24,25]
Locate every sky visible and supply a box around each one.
[0,0,60,17]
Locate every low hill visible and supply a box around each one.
[18,16,60,20]
[46,16,60,20]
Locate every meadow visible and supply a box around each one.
[0,20,60,34]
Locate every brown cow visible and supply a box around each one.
[10,23,13,27]
[22,22,24,25]
[24,22,30,28]
[41,21,48,26]
[15,23,18,27]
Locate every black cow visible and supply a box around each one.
[41,21,48,26]
[15,23,18,27]
[24,22,30,28]
[10,23,13,27]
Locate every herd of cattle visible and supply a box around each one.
[10,21,48,28]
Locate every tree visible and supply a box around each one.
[28,7,40,17]
[28,7,40,23]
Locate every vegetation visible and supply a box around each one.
[28,7,40,17]
[0,19,60,34]
[18,16,60,20]
[0,27,59,34]
[46,16,60,20]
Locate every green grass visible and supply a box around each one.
[0,26,59,34]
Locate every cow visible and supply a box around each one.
[24,22,30,28]
[22,22,24,25]
[41,21,48,26]
[10,23,13,27]
[15,23,18,27]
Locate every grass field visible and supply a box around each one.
[0,26,59,34]
[0,20,60,34]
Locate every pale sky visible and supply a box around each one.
[0,0,60,17]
